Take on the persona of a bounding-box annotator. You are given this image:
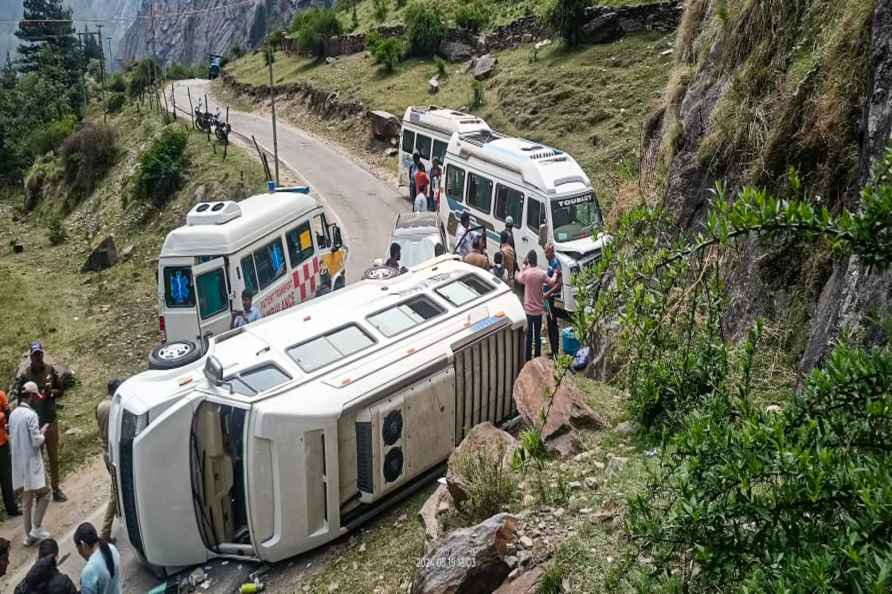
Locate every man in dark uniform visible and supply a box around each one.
[12,342,67,502]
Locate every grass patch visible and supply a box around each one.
[228,32,673,211]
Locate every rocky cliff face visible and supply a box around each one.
[646,0,891,372]
[118,0,331,67]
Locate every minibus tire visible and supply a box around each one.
[148,340,202,370]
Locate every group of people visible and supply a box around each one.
[0,341,122,593]
[409,152,442,213]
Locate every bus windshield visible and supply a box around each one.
[551,193,602,242]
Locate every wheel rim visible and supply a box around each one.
[157,342,193,360]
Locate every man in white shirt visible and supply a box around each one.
[414,191,427,212]
[455,212,479,257]
[9,381,50,546]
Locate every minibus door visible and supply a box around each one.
[192,258,232,347]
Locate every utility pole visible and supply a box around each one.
[106,37,113,73]
[265,0,279,185]
[78,26,88,112]
[96,24,108,123]
[150,0,158,93]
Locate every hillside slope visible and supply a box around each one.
[645,0,891,371]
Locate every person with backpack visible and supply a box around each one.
[75,522,121,594]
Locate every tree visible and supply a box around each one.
[291,8,342,59]
[404,0,447,57]
[547,0,589,48]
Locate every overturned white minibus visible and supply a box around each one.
[108,258,526,571]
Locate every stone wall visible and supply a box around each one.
[285,1,681,59]
[220,71,367,120]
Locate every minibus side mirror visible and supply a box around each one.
[331,225,343,252]
[204,356,224,387]
[538,224,547,247]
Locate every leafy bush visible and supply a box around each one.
[434,56,447,77]
[27,116,76,158]
[109,74,126,93]
[133,127,189,208]
[61,124,117,197]
[371,36,404,72]
[469,80,485,108]
[404,0,447,57]
[230,43,243,59]
[106,92,125,113]
[47,218,66,245]
[395,0,407,7]
[452,444,517,524]
[165,62,204,80]
[547,0,589,47]
[127,58,160,97]
[291,7,342,58]
[453,1,490,34]
[373,0,388,22]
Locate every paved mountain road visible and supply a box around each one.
[172,79,406,281]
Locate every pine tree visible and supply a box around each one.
[0,52,15,90]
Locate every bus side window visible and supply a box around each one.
[312,214,331,249]
[445,165,466,204]
[495,184,524,223]
[415,133,433,161]
[240,255,259,294]
[467,172,494,215]
[401,129,415,155]
[526,199,543,232]
[286,221,316,268]
[433,139,447,164]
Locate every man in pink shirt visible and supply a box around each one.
[515,250,558,361]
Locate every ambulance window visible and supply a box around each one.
[288,325,375,372]
[467,172,493,214]
[163,267,195,308]
[526,199,544,232]
[241,255,258,294]
[433,139,447,164]
[286,221,315,268]
[229,364,291,396]
[436,274,495,306]
[446,165,466,203]
[495,185,524,223]
[401,129,415,154]
[415,134,432,160]
[254,238,287,290]
[196,268,228,320]
[367,297,444,337]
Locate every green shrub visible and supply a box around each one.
[109,74,126,93]
[404,0,447,57]
[371,36,404,72]
[47,218,66,245]
[395,0,407,7]
[434,56,447,77]
[61,124,117,197]
[27,116,76,158]
[291,7,342,58]
[133,127,189,208]
[547,0,589,47]
[106,93,125,113]
[452,444,517,524]
[230,44,243,59]
[373,0,388,22]
[165,62,203,80]
[469,80,485,108]
[453,1,490,34]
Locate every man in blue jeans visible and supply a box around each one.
[544,243,563,359]
[515,251,558,361]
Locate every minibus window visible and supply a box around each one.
[241,256,258,294]
[415,134,432,160]
[445,165,466,204]
[254,238,287,290]
[164,267,195,308]
[401,129,415,154]
[288,325,375,372]
[495,185,524,223]
[228,364,291,396]
[467,172,493,214]
[286,221,315,268]
[436,275,496,306]
[367,296,444,337]
[433,139,447,164]
[196,268,228,320]
[526,199,544,232]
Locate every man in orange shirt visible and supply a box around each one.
[0,391,22,517]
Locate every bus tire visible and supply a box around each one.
[148,340,202,370]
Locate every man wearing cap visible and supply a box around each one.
[13,341,67,502]
[9,381,51,546]
[504,217,516,251]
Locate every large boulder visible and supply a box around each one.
[418,483,454,546]
[411,513,517,594]
[473,54,497,80]
[368,110,401,140]
[512,358,605,455]
[446,422,517,510]
[441,41,474,63]
[492,567,545,594]
[81,235,118,273]
[582,12,623,44]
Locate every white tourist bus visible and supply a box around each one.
[439,131,610,313]
[108,258,526,572]
[151,189,347,370]
[398,106,491,195]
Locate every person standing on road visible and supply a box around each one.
[96,379,121,543]
[429,157,442,211]
[491,251,506,281]
[414,164,430,213]
[408,152,421,201]
[10,382,51,546]
[455,212,478,257]
[0,390,22,518]
[414,188,428,213]
[13,341,67,503]
[74,522,121,594]
[15,538,78,594]
[515,251,558,361]
[504,217,516,251]
[499,231,516,284]
[544,243,563,359]
[463,235,491,270]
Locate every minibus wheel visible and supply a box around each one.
[148,340,202,370]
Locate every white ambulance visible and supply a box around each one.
[151,189,347,369]
[399,106,491,195]
[439,130,610,313]
[109,258,526,572]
